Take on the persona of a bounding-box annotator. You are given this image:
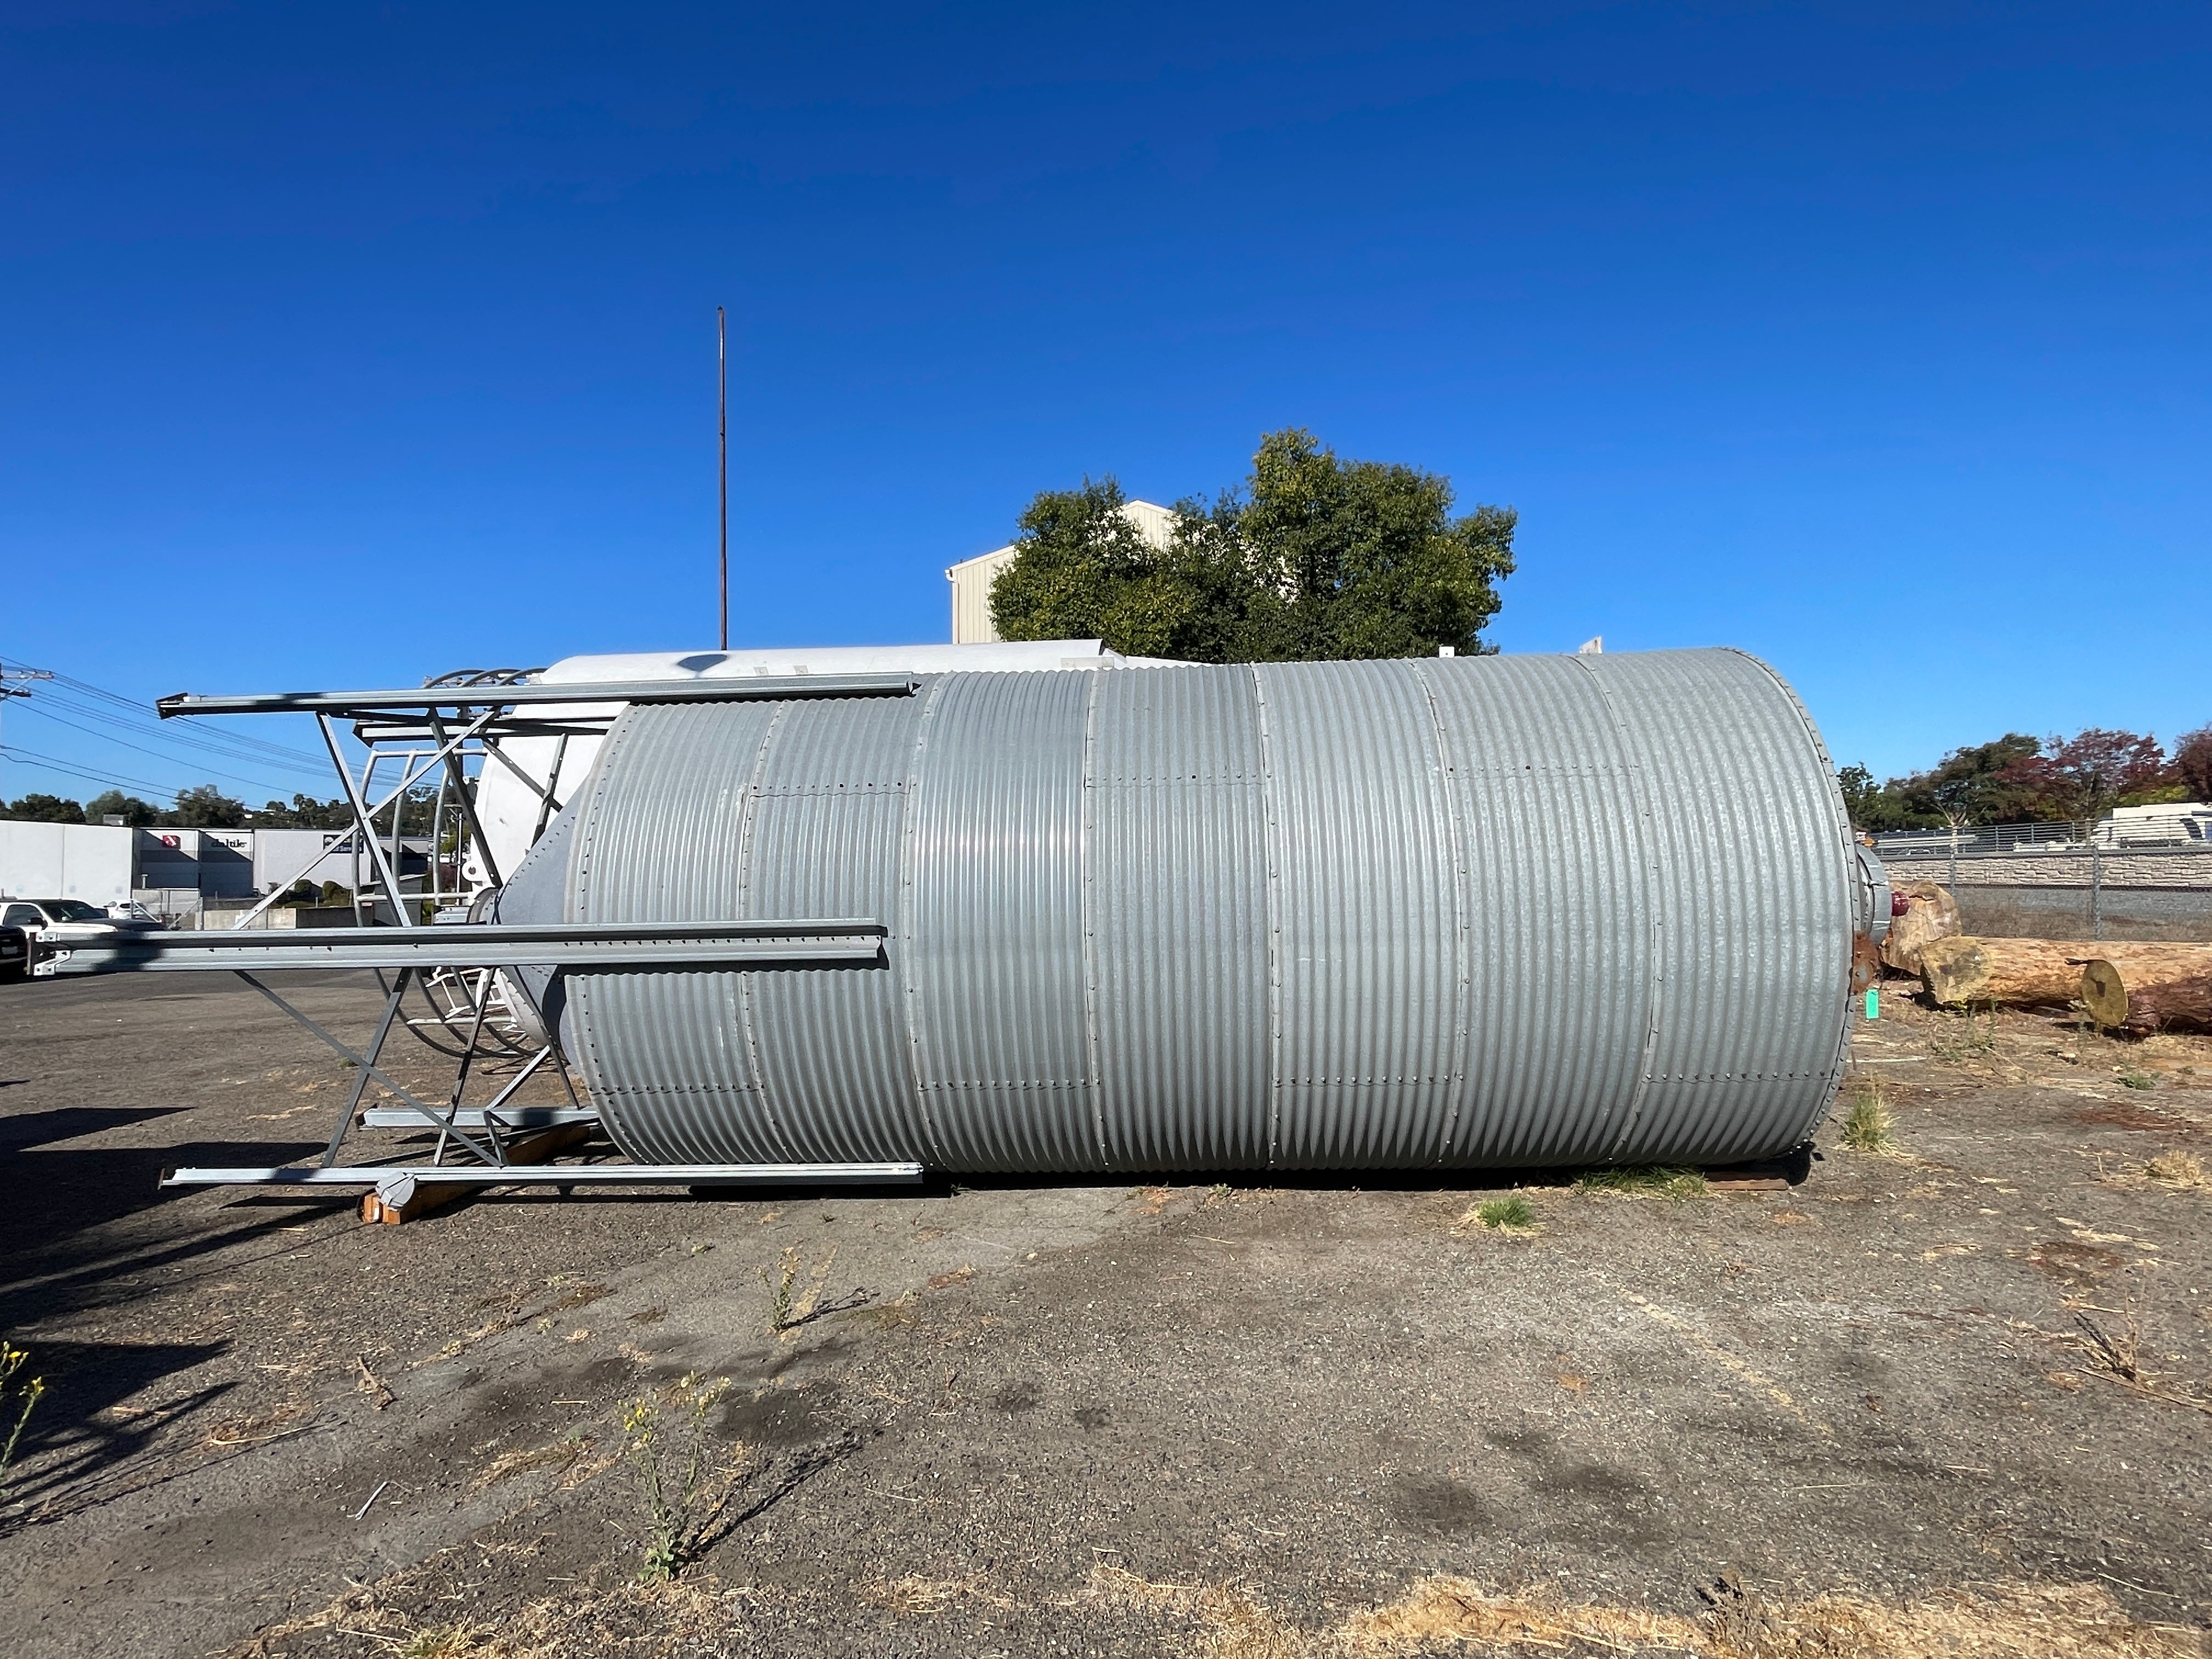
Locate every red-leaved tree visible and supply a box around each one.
[2175,725,2212,803]
[1999,729,2170,823]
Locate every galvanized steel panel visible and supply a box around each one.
[1257,661,1463,1168]
[1415,653,1655,1167]
[517,649,1862,1174]
[1581,651,1851,1165]
[566,702,778,1163]
[744,695,928,1164]
[904,672,1097,1170]
[1087,666,1272,1169]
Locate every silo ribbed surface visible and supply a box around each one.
[499,648,1858,1173]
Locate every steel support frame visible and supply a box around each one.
[146,670,927,1200]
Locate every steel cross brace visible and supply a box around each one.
[235,970,506,1167]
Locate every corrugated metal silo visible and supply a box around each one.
[498,648,1864,1173]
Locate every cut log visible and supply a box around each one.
[1880,881,1960,974]
[2079,947,2212,1033]
[1917,937,2200,1009]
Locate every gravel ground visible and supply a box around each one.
[1,969,2208,1657]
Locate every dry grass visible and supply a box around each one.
[2145,1149,2208,1190]
[398,1628,486,1659]
[472,1437,587,1490]
[1091,1568,2204,1658]
[1081,1564,1306,1659]
[1346,1577,1700,1654]
[861,1572,995,1617]
[226,1565,2207,1659]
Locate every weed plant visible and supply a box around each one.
[620,1373,735,1581]
[2145,1150,2205,1189]
[399,1629,481,1659]
[1926,1005,2000,1063]
[760,1244,857,1334]
[1474,1197,1536,1231]
[0,1340,45,1504]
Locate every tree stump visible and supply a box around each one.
[1880,881,1960,975]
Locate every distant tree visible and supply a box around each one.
[1848,734,2047,830]
[85,789,161,827]
[2173,724,2212,803]
[165,784,249,830]
[1836,765,1886,830]
[249,794,354,830]
[1211,427,1516,661]
[990,429,1515,662]
[1999,729,2170,825]
[0,792,86,823]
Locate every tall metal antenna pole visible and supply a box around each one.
[718,306,729,651]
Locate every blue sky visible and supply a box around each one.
[2,1,2207,807]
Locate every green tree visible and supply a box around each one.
[165,784,249,829]
[986,477,1215,659]
[0,793,86,823]
[1889,735,2046,827]
[85,789,161,827]
[1217,428,1515,661]
[990,429,1515,662]
[1835,765,1884,830]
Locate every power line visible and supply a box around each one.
[23,685,330,779]
[1,659,328,768]
[0,657,341,809]
[41,672,328,766]
[9,699,311,797]
[0,744,199,800]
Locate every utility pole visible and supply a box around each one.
[718,306,729,652]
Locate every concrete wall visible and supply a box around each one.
[0,822,135,905]
[1881,848,2212,889]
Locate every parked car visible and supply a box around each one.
[0,923,31,983]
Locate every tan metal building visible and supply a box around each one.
[946,499,1176,642]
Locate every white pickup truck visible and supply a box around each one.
[0,897,165,978]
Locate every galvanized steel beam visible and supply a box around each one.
[358,1107,598,1130]
[47,919,887,974]
[158,673,921,719]
[159,1162,926,1189]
